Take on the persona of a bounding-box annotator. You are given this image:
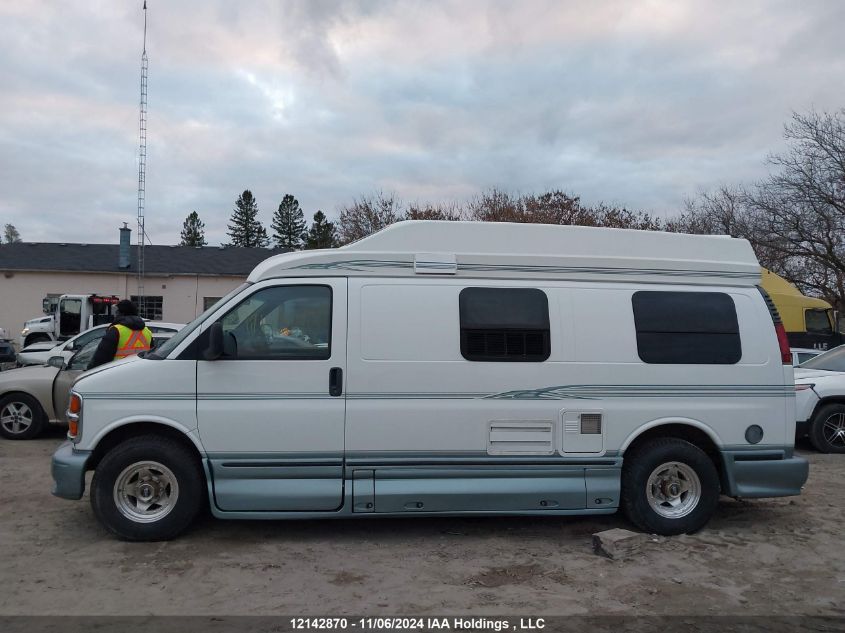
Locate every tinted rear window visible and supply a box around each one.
[632,291,741,364]
[459,287,550,361]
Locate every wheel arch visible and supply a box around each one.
[810,396,845,420]
[88,419,204,470]
[0,389,48,416]
[24,333,54,348]
[621,418,726,493]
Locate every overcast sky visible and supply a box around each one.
[1,0,844,246]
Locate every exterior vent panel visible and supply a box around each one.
[487,420,554,455]
[580,413,602,435]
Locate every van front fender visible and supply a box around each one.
[83,415,204,454]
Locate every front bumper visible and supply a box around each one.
[51,441,91,500]
[722,448,809,498]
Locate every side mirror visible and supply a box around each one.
[204,322,224,361]
[47,356,66,369]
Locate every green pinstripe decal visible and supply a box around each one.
[347,392,488,400]
[82,384,793,401]
[484,384,795,400]
[293,259,413,271]
[198,393,332,400]
[82,393,194,400]
[290,258,759,280]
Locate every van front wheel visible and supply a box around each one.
[91,435,204,541]
[621,438,720,535]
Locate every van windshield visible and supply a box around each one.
[800,345,845,372]
[147,283,251,360]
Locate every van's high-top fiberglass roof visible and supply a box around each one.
[248,221,761,286]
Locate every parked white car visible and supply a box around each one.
[795,346,845,453]
[17,322,184,366]
[791,347,823,367]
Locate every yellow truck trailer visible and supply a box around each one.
[761,269,841,350]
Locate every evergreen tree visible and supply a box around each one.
[3,223,21,244]
[271,194,307,249]
[180,211,207,247]
[226,190,269,247]
[304,211,338,249]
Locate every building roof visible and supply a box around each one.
[0,242,288,277]
[249,220,761,287]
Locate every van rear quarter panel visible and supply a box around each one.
[346,278,790,457]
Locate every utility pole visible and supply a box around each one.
[136,1,148,315]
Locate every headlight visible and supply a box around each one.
[21,328,30,335]
[67,392,82,441]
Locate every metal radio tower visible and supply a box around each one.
[136,1,148,314]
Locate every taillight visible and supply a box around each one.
[67,393,82,441]
[774,322,791,365]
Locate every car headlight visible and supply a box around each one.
[67,392,82,442]
[21,328,30,335]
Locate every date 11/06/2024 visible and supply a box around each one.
[290,617,546,631]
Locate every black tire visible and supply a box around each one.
[621,438,720,536]
[0,392,47,440]
[90,434,205,541]
[808,403,845,454]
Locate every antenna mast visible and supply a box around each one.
[136,1,148,314]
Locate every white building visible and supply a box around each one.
[0,226,285,341]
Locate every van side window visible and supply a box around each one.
[459,287,550,361]
[217,285,332,360]
[632,291,741,364]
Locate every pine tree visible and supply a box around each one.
[304,211,338,249]
[226,190,269,247]
[3,224,21,244]
[180,211,207,247]
[271,194,307,249]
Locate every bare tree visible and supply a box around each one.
[337,192,402,244]
[666,186,749,236]
[747,109,845,308]
[589,203,663,231]
[467,188,590,224]
[404,201,463,221]
[3,223,21,244]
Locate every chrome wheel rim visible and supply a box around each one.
[113,461,179,523]
[646,461,701,519]
[822,413,845,448]
[0,401,33,435]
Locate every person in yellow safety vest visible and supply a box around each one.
[87,299,153,370]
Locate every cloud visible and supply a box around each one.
[0,0,843,246]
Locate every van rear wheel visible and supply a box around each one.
[91,435,204,541]
[621,438,720,535]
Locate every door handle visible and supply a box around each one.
[329,367,343,397]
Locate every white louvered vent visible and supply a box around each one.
[580,413,602,435]
[488,420,554,455]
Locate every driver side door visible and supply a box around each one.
[197,279,347,512]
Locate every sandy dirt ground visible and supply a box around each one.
[0,428,842,617]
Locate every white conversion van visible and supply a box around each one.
[51,221,809,541]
